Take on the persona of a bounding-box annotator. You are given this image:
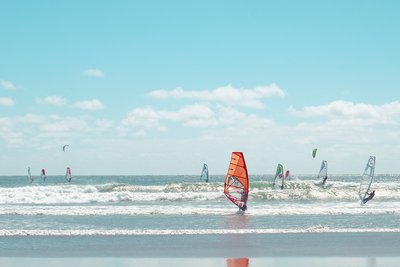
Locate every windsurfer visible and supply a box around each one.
[363,190,375,204]
[322,175,328,185]
[239,189,247,211]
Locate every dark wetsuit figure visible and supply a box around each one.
[363,190,375,204]
[322,175,328,185]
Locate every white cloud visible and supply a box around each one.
[120,103,278,137]
[40,117,89,137]
[120,107,167,135]
[36,96,67,106]
[289,100,400,126]
[83,69,104,77]
[0,97,15,106]
[75,99,105,110]
[149,84,285,109]
[1,80,16,90]
[159,104,218,128]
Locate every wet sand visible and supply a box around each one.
[0,232,399,257]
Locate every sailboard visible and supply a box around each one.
[41,168,46,182]
[200,163,209,182]
[273,163,285,189]
[317,160,328,186]
[27,167,33,183]
[359,156,376,205]
[312,148,317,158]
[224,152,249,211]
[66,166,72,182]
[285,170,290,180]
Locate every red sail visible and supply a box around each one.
[224,152,249,211]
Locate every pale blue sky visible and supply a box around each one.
[1,1,399,175]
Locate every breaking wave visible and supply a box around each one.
[0,180,399,204]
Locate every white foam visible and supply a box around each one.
[1,227,400,236]
[1,180,399,204]
[2,201,400,216]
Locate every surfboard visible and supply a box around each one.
[200,163,209,182]
[359,156,376,205]
[224,152,249,211]
[273,163,284,189]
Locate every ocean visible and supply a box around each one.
[0,174,399,266]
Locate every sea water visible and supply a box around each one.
[0,174,400,260]
[1,174,400,233]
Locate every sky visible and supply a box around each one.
[1,0,400,175]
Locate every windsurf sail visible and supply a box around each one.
[224,152,249,211]
[312,148,317,158]
[200,163,209,182]
[63,144,70,152]
[359,156,376,205]
[273,163,284,189]
[27,167,33,183]
[317,160,328,186]
[41,168,46,182]
[285,170,290,179]
[66,166,72,182]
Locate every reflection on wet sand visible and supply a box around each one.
[227,258,249,267]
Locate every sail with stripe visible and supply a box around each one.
[359,156,376,205]
[200,163,209,182]
[66,166,72,182]
[317,160,328,186]
[224,152,249,211]
[273,163,284,189]
[41,168,46,182]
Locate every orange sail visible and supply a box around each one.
[224,152,249,211]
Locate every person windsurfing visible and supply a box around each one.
[239,188,247,211]
[363,190,375,204]
[322,174,328,186]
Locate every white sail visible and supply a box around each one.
[359,156,376,204]
[317,160,328,185]
[27,167,33,183]
[200,163,209,182]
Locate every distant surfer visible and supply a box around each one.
[363,190,375,204]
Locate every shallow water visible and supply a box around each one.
[0,175,399,236]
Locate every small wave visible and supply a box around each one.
[2,228,400,236]
[2,202,400,216]
[0,180,399,204]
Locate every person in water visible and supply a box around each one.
[363,190,375,204]
[239,189,247,211]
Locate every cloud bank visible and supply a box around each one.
[149,84,285,109]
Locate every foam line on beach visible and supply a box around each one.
[2,202,400,216]
[2,227,400,236]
